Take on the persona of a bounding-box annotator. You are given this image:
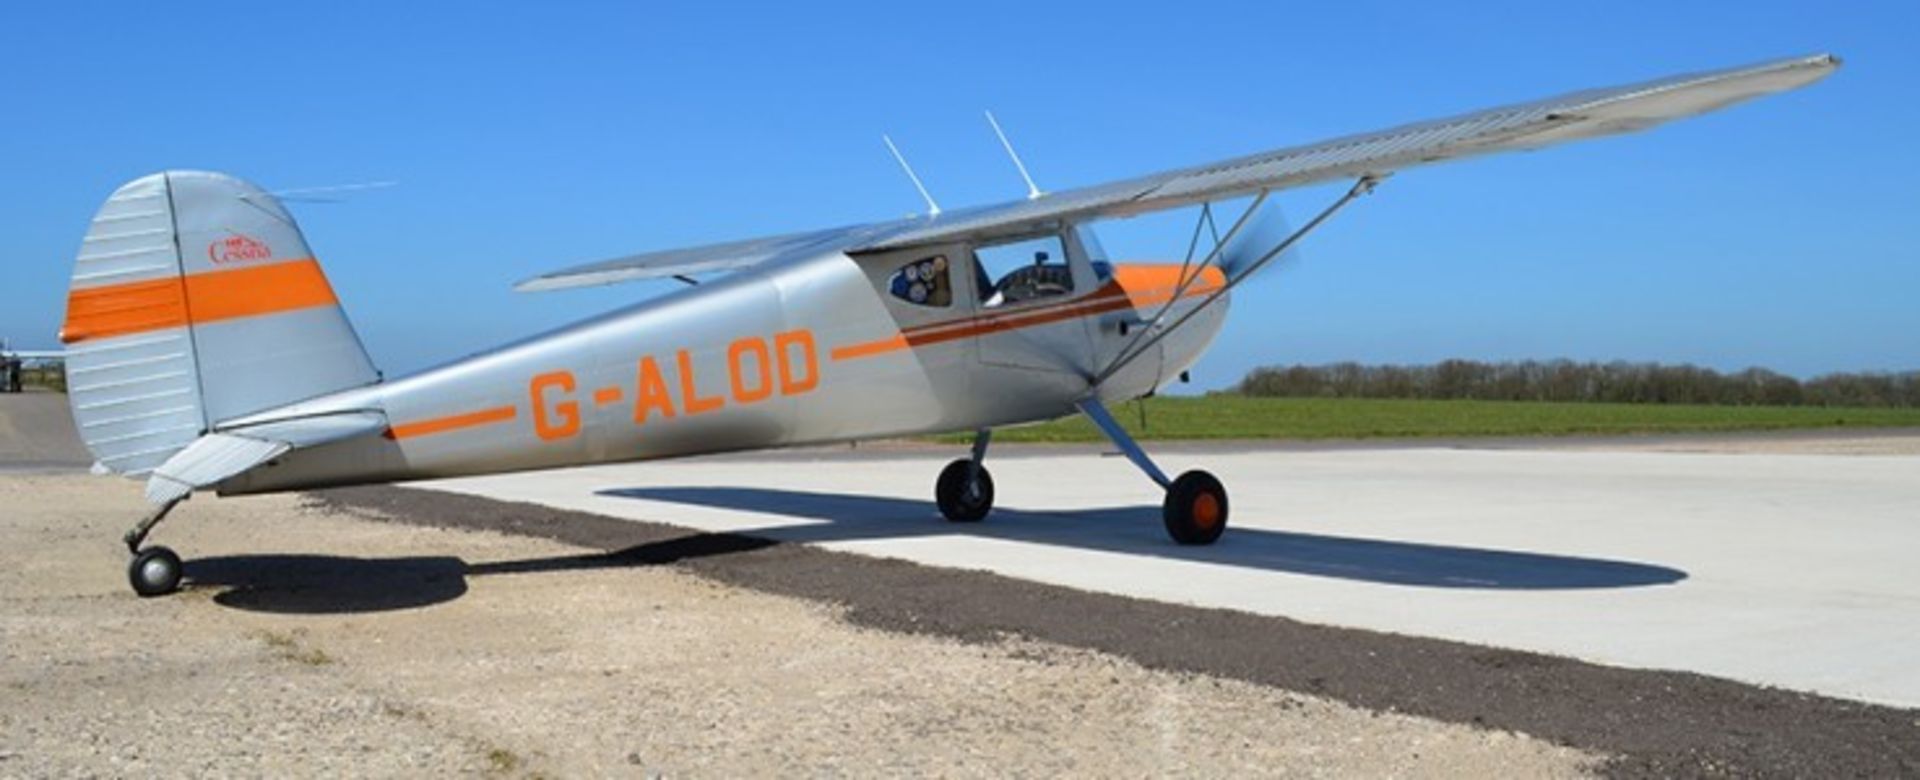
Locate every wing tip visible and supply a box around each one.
[1758,51,1844,94]
[1786,52,1843,78]
[1813,52,1843,79]
[1756,52,1841,85]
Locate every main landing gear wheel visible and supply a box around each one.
[936,458,995,523]
[128,546,183,597]
[1163,470,1228,545]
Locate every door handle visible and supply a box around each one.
[1112,315,1151,337]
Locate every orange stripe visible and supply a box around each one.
[893,263,1222,342]
[387,406,519,440]
[898,282,1128,337]
[593,387,624,405]
[830,263,1225,361]
[61,258,338,344]
[183,258,338,325]
[829,333,909,361]
[911,295,1128,345]
[58,276,189,344]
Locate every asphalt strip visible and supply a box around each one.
[311,484,1917,778]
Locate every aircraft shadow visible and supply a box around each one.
[183,486,1683,614]
[185,535,779,615]
[187,554,470,614]
[598,486,1688,590]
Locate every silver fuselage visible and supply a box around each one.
[221,244,1227,495]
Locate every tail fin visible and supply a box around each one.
[60,170,379,477]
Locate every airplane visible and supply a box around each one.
[0,338,64,362]
[53,54,1837,597]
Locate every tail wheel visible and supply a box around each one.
[936,459,995,523]
[128,546,184,597]
[1163,470,1228,545]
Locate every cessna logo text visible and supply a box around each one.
[209,234,273,264]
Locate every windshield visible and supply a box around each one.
[974,234,1072,308]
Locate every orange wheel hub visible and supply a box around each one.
[1192,492,1221,530]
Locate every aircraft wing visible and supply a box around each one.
[850,54,1838,251]
[516,54,1835,291]
[514,223,899,292]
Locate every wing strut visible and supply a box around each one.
[1109,193,1273,375]
[1089,175,1384,388]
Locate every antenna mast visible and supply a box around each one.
[985,110,1042,200]
[882,135,941,217]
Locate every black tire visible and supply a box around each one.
[1163,470,1228,545]
[936,459,995,523]
[128,546,183,597]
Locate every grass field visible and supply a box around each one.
[938,396,1920,443]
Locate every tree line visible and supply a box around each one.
[23,365,66,392]
[1235,360,1920,408]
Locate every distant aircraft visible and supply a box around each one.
[54,55,1837,596]
[0,339,61,361]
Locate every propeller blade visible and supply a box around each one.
[1217,197,1302,279]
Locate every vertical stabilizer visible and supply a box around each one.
[60,171,378,476]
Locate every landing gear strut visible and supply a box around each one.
[1078,398,1229,545]
[1067,181,1378,540]
[936,429,994,522]
[124,498,185,597]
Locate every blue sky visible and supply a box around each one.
[3,2,1914,390]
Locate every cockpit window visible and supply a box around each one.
[974,234,1072,308]
[1075,226,1114,281]
[888,255,952,307]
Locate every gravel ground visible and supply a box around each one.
[0,474,1598,777]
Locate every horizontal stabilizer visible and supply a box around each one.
[143,409,388,504]
[221,410,388,449]
[146,434,289,504]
